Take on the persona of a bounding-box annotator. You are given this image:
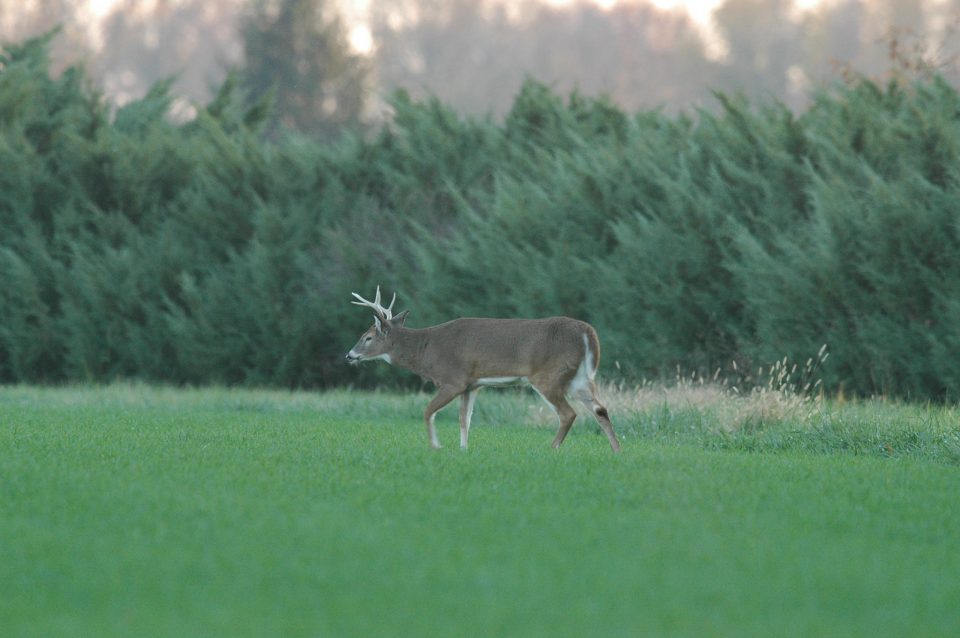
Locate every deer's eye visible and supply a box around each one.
[364,336,373,343]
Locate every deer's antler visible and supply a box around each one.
[350,285,395,320]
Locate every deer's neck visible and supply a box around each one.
[389,327,433,379]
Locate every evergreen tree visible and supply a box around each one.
[239,0,368,141]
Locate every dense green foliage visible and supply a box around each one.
[2,386,959,636]
[2,32,960,397]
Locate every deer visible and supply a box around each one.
[345,287,621,452]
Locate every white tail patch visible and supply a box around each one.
[567,333,596,400]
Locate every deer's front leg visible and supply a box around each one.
[424,385,463,450]
[459,388,480,450]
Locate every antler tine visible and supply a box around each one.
[349,287,394,319]
[350,291,379,312]
[350,291,373,306]
[376,285,394,319]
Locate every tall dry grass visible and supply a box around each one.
[539,347,832,435]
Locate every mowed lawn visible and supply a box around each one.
[1,386,959,637]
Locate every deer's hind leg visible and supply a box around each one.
[529,372,578,449]
[572,380,621,453]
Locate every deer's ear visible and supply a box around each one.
[392,310,410,328]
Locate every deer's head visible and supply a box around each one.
[345,286,409,364]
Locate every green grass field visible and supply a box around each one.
[2,385,959,637]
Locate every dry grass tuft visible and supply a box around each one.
[558,347,831,434]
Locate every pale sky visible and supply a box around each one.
[81,0,826,59]
[82,0,829,56]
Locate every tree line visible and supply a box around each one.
[5,0,960,141]
[2,31,960,399]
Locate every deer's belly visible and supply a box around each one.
[473,376,525,388]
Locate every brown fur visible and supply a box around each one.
[347,314,621,452]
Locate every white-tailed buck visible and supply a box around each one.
[345,287,621,452]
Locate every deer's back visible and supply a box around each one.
[424,316,596,379]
